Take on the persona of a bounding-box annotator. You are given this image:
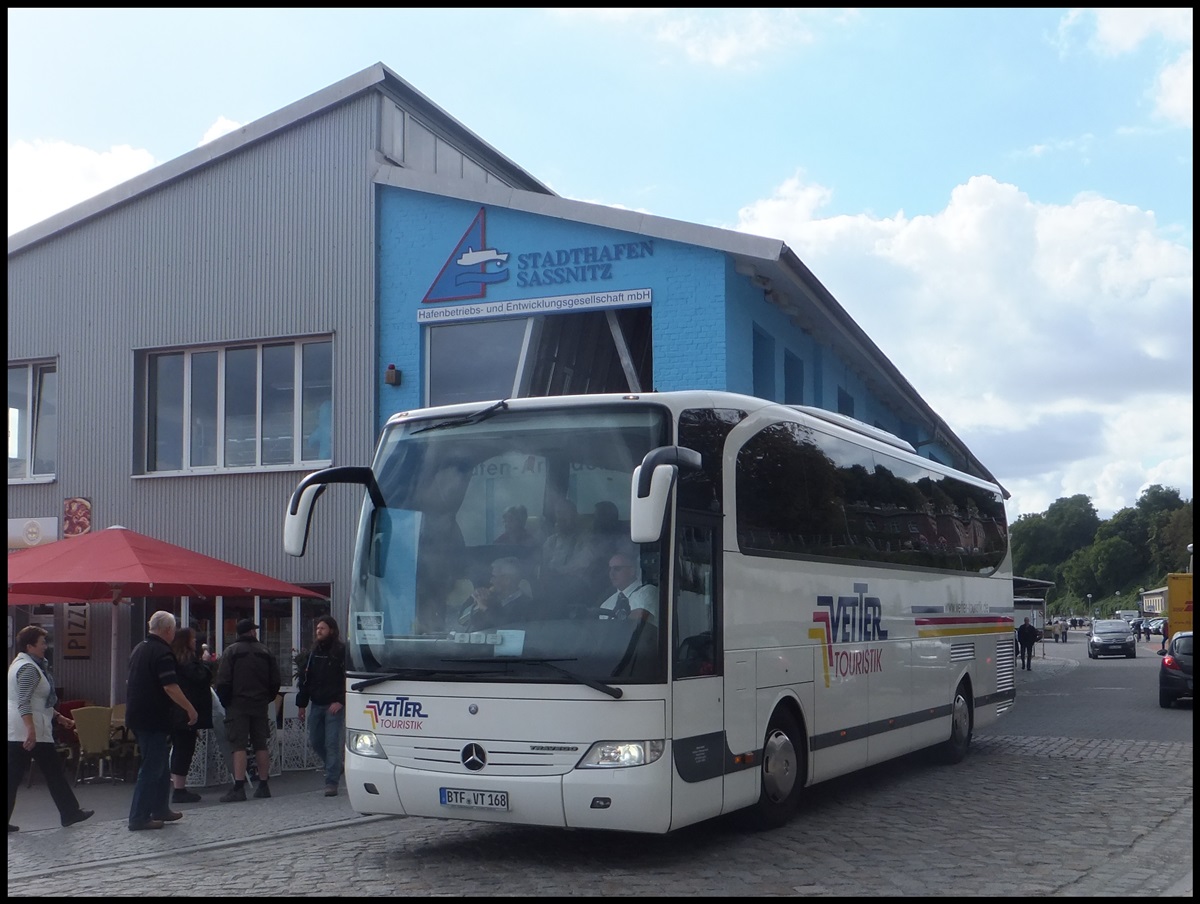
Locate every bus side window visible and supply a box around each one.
[675,524,716,678]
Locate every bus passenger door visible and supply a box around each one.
[669,515,724,829]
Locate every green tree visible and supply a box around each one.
[1094,507,1152,575]
[1010,512,1053,574]
[1010,487,1190,599]
[1060,547,1098,599]
[1091,536,1140,590]
[1149,499,1193,576]
[1021,562,1056,584]
[1136,484,1185,518]
[1042,495,1101,561]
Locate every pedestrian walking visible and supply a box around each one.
[168,626,213,803]
[126,611,198,831]
[215,619,281,802]
[296,616,346,797]
[7,625,94,833]
[1017,617,1038,670]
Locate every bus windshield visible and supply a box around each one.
[346,402,671,686]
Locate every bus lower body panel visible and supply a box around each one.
[346,748,676,833]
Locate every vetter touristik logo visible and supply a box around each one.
[423,208,510,304]
[809,582,889,688]
[364,696,428,731]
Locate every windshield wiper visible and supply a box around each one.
[412,399,508,434]
[450,657,623,699]
[350,667,504,691]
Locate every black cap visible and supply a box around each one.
[236,618,259,635]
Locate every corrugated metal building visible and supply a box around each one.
[7,62,1003,707]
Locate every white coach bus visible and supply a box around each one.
[284,391,1015,834]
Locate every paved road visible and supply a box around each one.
[8,638,1191,897]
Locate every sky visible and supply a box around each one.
[7,8,1193,523]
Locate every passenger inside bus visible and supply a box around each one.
[457,557,535,631]
[493,504,539,548]
[539,498,602,605]
[414,458,472,632]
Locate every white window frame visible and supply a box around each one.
[141,338,331,475]
[8,360,57,483]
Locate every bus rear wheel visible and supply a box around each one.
[746,707,804,830]
[937,680,973,765]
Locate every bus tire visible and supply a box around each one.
[937,680,973,765]
[746,707,804,830]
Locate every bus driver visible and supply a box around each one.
[597,549,658,626]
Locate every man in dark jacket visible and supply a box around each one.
[1016,617,1038,671]
[296,615,346,796]
[126,611,198,831]
[215,619,281,803]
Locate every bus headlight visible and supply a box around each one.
[577,740,665,768]
[347,729,389,759]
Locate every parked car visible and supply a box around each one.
[1148,617,1167,636]
[1158,630,1193,708]
[1088,619,1137,659]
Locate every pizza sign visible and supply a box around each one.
[63,497,92,537]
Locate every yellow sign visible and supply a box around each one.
[1166,573,1192,637]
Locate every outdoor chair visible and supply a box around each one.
[73,705,119,784]
[107,702,139,779]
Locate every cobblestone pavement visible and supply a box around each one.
[8,650,1191,897]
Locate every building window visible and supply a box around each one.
[181,586,333,688]
[752,327,775,400]
[426,309,652,407]
[837,386,855,417]
[141,338,331,473]
[8,361,57,481]
[784,351,804,405]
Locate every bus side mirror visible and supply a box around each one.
[630,464,673,543]
[284,466,384,557]
[629,446,701,543]
[284,483,326,556]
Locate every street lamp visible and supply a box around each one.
[1087,593,1094,621]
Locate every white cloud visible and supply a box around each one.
[1083,8,1193,56]
[654,9,818,68]
[199,116,243,146]
[551,8,855,68]
[733,171,1194,520]
[7,116,244,236]
[7,139,157,235]
[1154,48,1193,127]
[1059,8,1194,129]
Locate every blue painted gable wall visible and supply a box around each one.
[377,185,728,430]
[377,185,921,448]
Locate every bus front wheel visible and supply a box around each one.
[937,680,973,765]
[747,707,804,830]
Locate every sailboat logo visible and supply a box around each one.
[423,208,510,303]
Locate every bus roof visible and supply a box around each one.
[383,391,1001,493]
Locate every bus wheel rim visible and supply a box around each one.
[762,728,797,802]
[951,693,969,743]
